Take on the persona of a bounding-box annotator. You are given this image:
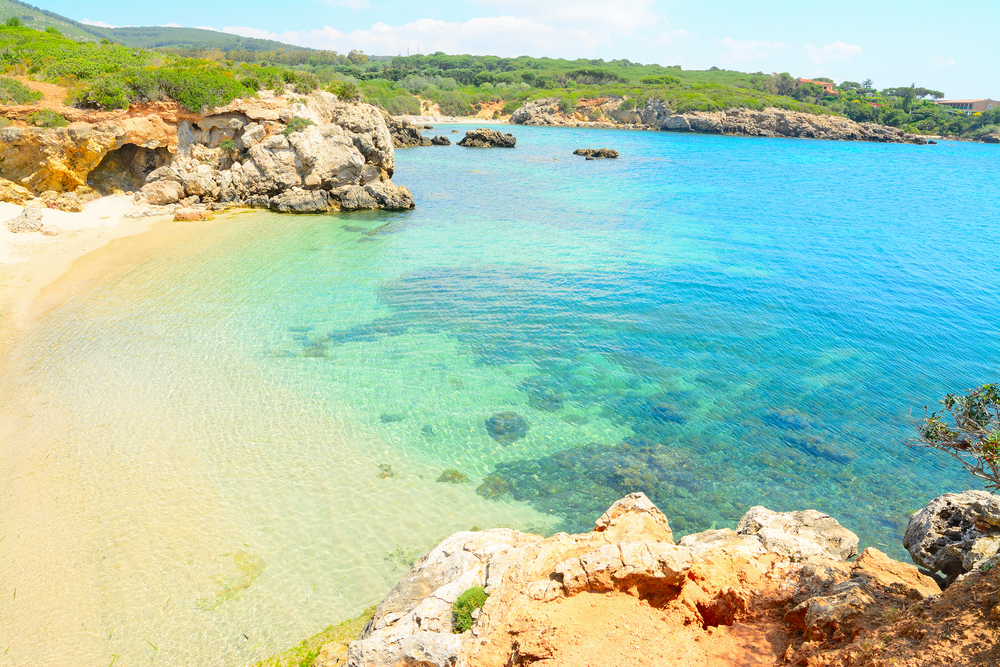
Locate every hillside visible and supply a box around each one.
[83,26,316,54]
[0,0,105,41]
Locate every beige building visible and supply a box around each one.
[934,99,998,113]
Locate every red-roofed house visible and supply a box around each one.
[797,78,838,94]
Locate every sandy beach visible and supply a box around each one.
[0,196,175,356]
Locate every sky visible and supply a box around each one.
[49,1,997,99]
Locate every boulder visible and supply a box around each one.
[736,506,859,561]
[145,166,183,184]
[140,179,186,206]
[386,117,431,148]
[457,128,516,148]
[430,135,451,146]
[5,207,44,233]
[269,189,332,213]
[573,148,619,158]
[904,490,1000,583]
[332,182,414,211]
[0,178,34,204]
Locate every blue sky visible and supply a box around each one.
[54,1,996,98]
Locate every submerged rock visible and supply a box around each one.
[485,412,529,444]
[457,128,516,148]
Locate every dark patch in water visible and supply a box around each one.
[782,435,853,465]
[764,409,813,431]
[380,413,406,423]
[485,412,529,444]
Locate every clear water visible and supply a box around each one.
[1,125,999,666]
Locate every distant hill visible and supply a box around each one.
[83,26,316,53]
[0,0,105,41]
[0,0,313,54]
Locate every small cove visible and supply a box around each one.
[1,125,999,666]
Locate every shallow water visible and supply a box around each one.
[2,126,999,666]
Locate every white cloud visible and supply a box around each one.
[804,41,862,64]
[472,0,657,35]
[655,28,689,46]
[932,56,955,71]
[159,23,183,28]
[81,19,118,28]
[224,15,613,56]
[323,0,370,9]
[194,25,220,32]
[715,37,786,64]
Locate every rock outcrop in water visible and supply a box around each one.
[339,493,948,667]
[573,148,619,158]
[511,97,929,144]
[0,92,414,213]
[458,128,517,148]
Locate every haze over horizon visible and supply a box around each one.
[41,1,1000,103]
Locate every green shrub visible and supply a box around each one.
[45,27,61,36]
[913,383,1000,490]
[502,99,522,115]
[452,587,488,633]
[283,117,314,136]
[329,80,361,100]
[0,77,42,105]
[5,18,21,27]
[557,96,575,113]
[640,75,681,86]
[26,109,67,127]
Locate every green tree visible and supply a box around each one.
[5,17,21,27]
[913,383,1000,490]
[347,49,368,65]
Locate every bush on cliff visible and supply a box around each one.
[26,109,67,127]
[452,586,488,633]
[914,383,1000,490]
[0,77,42,105]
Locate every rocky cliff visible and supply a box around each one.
[511,97,930,144]
[0,92,413,214]
[323,491,1000,667]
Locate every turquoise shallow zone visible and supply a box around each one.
[3,125,1000,665]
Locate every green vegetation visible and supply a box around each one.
[282,117,314,136]
[0,75,40,104]
[25,108,65,126]
[0,24,317,112]
[252,605,376,667]
[914,383,1000,490]
[452,586,488,633]
[0,12,991,139]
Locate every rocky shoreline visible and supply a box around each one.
[0,91,415,216]
[509,97,935,144]
[296,490,1000,667]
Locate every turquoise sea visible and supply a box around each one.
[2,125,999,666]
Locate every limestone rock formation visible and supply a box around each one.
[430,135,452,146]
[457,128,516,148]
[736,506,860,561]
[340,494,941,667]
[573,148,619,158]
[5,206,43,232]
[386,117,432,147]
[904,490,1000,583]
[510,96,929,144]
[0,91,412,214]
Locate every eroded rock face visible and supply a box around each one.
[457,128,516,148]
[0,91,410,213]
[386,117,432,148]
[342,494,939,667]
[904,490,1000,583]
[736,506,860,561]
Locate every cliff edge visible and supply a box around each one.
[322,492,1000,667]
